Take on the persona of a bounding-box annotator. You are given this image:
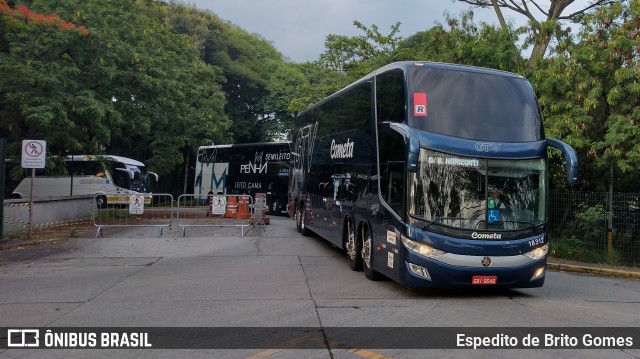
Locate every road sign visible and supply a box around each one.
[129,195,145,214]
[21,140,46,169]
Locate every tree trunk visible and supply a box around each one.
[491,0,507,29]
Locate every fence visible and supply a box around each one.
[91,193,267,237]
[3,195,93,238]
[549,191,640,267]
[175,194,266,237]
[92,194,174,237]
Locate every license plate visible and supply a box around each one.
[472,275,497,285]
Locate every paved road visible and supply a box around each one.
[0,217,639,358]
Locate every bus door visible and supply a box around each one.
[382,162,404,215]
[370,160,405,280]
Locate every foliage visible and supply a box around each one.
[575,203,608,241]
[0,0,303,194]
[319,20,401,78]
[394,11,525,72]
[531,0,640,191]
[2,0,640,195]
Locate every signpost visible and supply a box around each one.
[129,195,145,215]
[21,140,46,240]
[211,195,226,216]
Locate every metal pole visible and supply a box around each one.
[29,168,34,241]
[0,138,5,239]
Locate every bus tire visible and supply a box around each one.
[96,195,107,209]
[295,203,303,233]
[300,207,311,237]
[362,225,380,280]
[271,199,280,216]
[345,219,362,271]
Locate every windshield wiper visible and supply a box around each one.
[494,220,544,234]
[423,217,467,231]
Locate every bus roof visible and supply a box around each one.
[67,155,146,167]
[198,141,291,150]
[299,61,525,118]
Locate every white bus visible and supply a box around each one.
[11,155,158,208]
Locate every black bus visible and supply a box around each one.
[194,142,291,215]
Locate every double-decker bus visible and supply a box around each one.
[11,155,158,208]
[194,142,291,215]
[289,61,578,289]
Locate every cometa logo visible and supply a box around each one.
[330,138,354,159]
[471,232,502,240]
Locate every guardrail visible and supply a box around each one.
[92,193,174,237]
[175,194,266,237]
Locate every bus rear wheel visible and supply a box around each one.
[295,204,303,233]
[362,226,380,280]
[300,207,311,237]
[346,219,362,271]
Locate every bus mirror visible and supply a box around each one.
[388,123,420,173]
[149,171,158,181]
[116,168,135,180]
[547,138,579,185]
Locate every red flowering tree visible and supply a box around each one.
[0,1,88,35]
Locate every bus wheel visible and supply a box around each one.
[300,207,311,237]
[271,199,280,216]
[96,195,108,209]
[295,204,303,233]
[362,226,380,280]
[346,219,362,271]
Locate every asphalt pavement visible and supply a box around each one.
[1,218,639,280]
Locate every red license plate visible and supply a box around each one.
[472,276,497,285]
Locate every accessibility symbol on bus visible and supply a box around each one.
[487,209,500,224]
[129,195,145,214]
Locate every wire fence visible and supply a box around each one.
[549,191,640,267]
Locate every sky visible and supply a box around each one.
[187,0,591,63]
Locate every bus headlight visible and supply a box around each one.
[401,235,446,258]
[523,244,548,261]
[530,267,545,281]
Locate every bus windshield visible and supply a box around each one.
[407,65,543,142]
[109,162,153,193]
[408,149,547,231]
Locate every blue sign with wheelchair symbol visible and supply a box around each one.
[488,209,500,223]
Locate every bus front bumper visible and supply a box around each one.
[400,253,547,289]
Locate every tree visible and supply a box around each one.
[202,21,304,143]
[319,20,401,79]
[456,0,615,67]
[532,0,640,191]
[394,11,525,72]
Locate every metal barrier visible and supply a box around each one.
[92,193,174,237]
[175,194,263,237]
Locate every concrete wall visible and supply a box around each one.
[3,195,94,236]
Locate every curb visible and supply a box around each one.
[547,261,640,280]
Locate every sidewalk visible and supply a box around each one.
[547,257,640,280]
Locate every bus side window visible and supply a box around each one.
[114,172,129,188]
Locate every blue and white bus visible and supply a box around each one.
[288,61,578,289]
